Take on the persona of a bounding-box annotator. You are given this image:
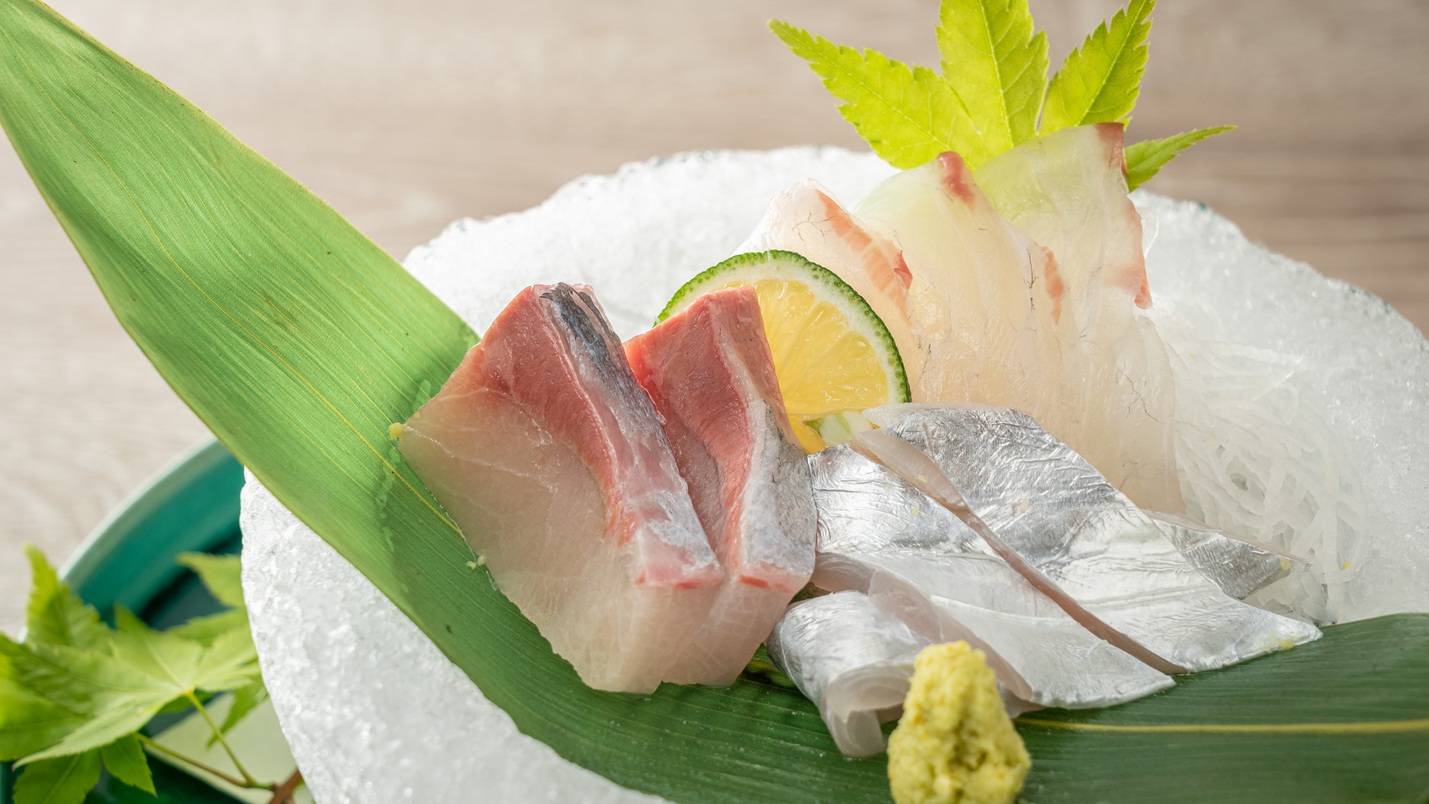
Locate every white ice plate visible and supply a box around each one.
[240,147,1429,803]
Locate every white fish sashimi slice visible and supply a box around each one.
[765,591,930,758]
[853,152,1059,411]
[975,123,1182,512]
[736,180,919,378]
[1147,510,1301,601]
[975,122,1151,324]
[398,283,722,694]
[864,404,1321,673]
[625,286,816,685]
[809,445,1173,709]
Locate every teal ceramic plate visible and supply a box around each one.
[2,439,248,804]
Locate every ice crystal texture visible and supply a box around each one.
[243,147,1427,801]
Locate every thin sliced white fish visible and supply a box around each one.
[765,591,929,758]
[975,124,1182,512]
[854,152,1058,417]
[862,404,1321,673]
[1147,510,1301,601]
[810,445,1174,709]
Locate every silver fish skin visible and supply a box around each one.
[1147,511,1299,601]
[865,403,1321,672]
[809,446,1172,709]
[765,591,929,758]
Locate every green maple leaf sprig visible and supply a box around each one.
[772,0,1233,189]
[1,547,272,804]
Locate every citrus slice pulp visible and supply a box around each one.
[658,250,910,452]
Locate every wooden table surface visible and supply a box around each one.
[2,0,1426,633]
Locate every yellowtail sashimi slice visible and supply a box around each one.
[737,181,919,378]
[398,283,722,694]
[765,591,931,758]
[808,445,1173,709]
[864,404,1321,673]
[658,251,909,453]
[854,152,1060,412]
[625,287,816,685]
[975,123,1182,512]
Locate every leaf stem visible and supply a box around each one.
[186,690,261,787]
[267,769,305,804]
[136,734,263,790]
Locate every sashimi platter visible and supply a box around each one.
[4,0,1428,802]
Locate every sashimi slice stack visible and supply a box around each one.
[399,283,814,693]
[741,123,1181,512]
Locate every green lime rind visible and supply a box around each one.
[657,250,911,405]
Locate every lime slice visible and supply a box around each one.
[658,250,910,452]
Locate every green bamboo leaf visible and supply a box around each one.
[1125,125,1235,190]
[12,750,102,804]
[1,2,1423,802]
[176,553,245,610]
[1017,615,1429,802]
[22,546,108,652]
[100,735,155,796]
[770,20,976,168]
[1041,0,1155,134]
[0,3,881,800]
[935,0,1049,156]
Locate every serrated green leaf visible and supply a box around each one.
[0,637,154,716]
[770,20,976,169]
[208,682,268,748]
[12,750,102,804]
[18,692,162,766]
[23,546,107,652]
[4,608,260,766]
[168,609,248,646]
[935,0,1048,157]
[100,735,154,795]
[175,553,245,611]
[1042,0,1155,134]
[1125,125,1235,190]
[0,670,86,761]
[109,609,205,689]
[190,630,262,694]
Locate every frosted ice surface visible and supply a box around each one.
[1135,193,1428,621]
[243,148,1427,801]
[403,147,896,339]
[241,478,663,804]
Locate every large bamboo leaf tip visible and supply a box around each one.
[935,0,1048,153]
[1042,0,1155,134]
[769,20,970,169]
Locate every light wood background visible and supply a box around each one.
[2,0,1426,633]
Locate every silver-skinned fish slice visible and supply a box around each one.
[809,445,1172,709]
[398,283,722,694]
[625,286,816,685]
[1147,511,1300,601]
[864,404,1320,673]
[765,591,930,757]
